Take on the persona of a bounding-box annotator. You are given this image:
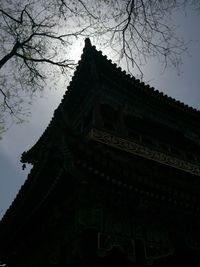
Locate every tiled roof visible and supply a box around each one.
[84,38,199,115]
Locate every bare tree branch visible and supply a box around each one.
[15,52,75,68]
[0,8,22,24]
[0,88,14,114]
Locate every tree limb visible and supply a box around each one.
[15,52,75,68]
[0,41,21,69]
[0,88,14,114]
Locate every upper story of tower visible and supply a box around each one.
[21,38,200,174]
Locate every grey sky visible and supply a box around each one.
[0,8,200,219]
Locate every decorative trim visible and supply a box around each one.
[88,128,200,177]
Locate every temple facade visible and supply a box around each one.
[0,38,200,266]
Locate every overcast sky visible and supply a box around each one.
[0,8,200,219]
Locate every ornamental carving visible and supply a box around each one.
[88,128,200,177]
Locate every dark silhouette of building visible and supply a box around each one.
[0,38,200,266]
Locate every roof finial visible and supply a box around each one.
[85,38,92,47]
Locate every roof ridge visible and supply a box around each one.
[88,40,200,115]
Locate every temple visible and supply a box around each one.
[0,38,200,266]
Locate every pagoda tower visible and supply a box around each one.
[0,38,200,266]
